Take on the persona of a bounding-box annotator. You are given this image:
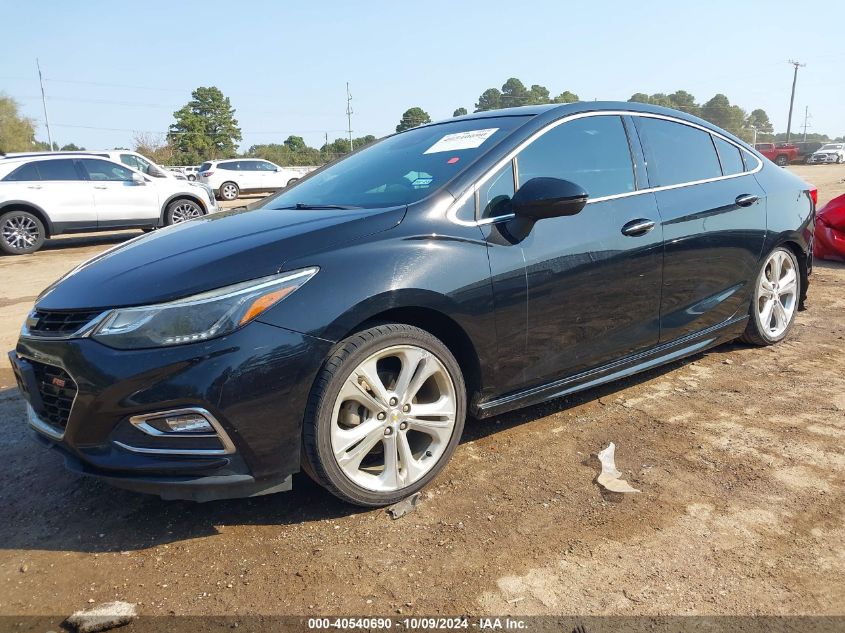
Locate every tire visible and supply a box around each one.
[302,324,466,507]
[164,198,204,225]
[775,155,789,167]
[187,174,197,181]
[740,246,800,346]
[286,178,299,187]
[218,182,239,201]
[0,210,46,255]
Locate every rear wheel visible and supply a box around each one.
[0,210,45,255]
[740,246,800,346]
[775,155,789,167]
[187,174,197,181]
[219,182,239,201]
[165,199,204,225]
[302,324,466,506]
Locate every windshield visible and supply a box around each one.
[820,144,842,150]
[263,116,528,209]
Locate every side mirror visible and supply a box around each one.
[131,173,146,186]
[511,177,588,220]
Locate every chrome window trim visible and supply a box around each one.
[121,407,237,456]
[447,110,763,227]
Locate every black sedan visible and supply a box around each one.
[9,102,815,506]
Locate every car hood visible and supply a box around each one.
[37,205,406,310]
[815,149,841,154]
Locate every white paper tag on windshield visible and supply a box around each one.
[424,128,499,154]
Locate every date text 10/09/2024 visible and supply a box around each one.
[307,617,529,630]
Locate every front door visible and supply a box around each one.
[483,114,664,393]
[78,158,160,224]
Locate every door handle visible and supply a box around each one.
[735,194,759,207]
[621,218,656,237]
[93,185,108,190]
[27,185,42,189]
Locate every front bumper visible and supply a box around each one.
[10,321,332,501]
[807,154,839,164]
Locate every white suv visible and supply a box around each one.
[0,154,218,255]
[198,159,304,201]
[5,150,189,180]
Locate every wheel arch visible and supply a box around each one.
[0,200,54,237]
[777,239,810,308]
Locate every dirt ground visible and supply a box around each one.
[0,170,843,618]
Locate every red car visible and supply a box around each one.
[815,193,845,262]
[755,143,799,166]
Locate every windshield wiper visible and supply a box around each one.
[275,203,361,210]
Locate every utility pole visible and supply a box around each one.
[36,58,54,151]
[801,106,811,142]
[346,82,354,152]
[785,60,805,143]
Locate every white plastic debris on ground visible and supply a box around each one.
[597,442,641,494]
[65,601,137,633]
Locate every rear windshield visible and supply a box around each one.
[264,116,528,209]
[199,162,212,172]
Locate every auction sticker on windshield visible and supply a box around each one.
[424,128,499,154]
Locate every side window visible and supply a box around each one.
[742,151,760,172]
[712,136,745,175]
[80,159,135,182]
[3,162,41,181]
[120,154,141,171]
[478,161,515,219]
[255,161,275,171]
[516,116,635,198]
[220,162,239,171]
[637,118,722,186]
[33,159,80,181]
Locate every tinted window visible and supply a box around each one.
[219,162,240,171]
[263,116,526,209]
[479,161,515,219]
[256,161,277,171]
[713,136,745,175]
[120,154,141,171]
[517,116,635,198]
[3,162,41,181]
[199,162,212,172]
[637,118,722,186]
[33,159,80,181]
[81,159,135,181]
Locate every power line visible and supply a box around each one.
[346,82,354,151]
[36,59,54,151]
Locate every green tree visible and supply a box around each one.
[667,90,699,116]
[453,107,468,117]
[552,91,579,103]
[0,95,37,153]
[283,135,307,153]
[700,94,747,138]
[396,107,431,132]
[746,108,773,134]
[500,78,530,107]
[475,88,502,112]
[168,86,242,164]
[59,142,85,151]
[527,84,550,105]
[628,93,651,104]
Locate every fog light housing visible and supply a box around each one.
[145,413,214,434]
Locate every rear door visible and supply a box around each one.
[634,116,766,342]
[483,114,664,391]
[78,158,160,224]
[9,159,97,229]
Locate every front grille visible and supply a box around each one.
[31,362,77,432]
[27,309,102,337]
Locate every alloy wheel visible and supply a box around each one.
[330,345,457,492]
[2,214,40,251]
[757,249,798,338]
[221,184,238,200]
[170,202,203,223]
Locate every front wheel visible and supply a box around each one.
[0,210,46,255]
[165,199,204,225]
[302,324,466,506]
[740,247,800,346]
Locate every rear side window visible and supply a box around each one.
[3,162,41,181]
[199,162,212,172]
[80,159,134,182]
[637,118,722,186]
[33,159,80,181]
[516,115,635,198]
[713,136,745,175]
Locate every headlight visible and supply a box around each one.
[92,267,318,349]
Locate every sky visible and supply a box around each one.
[1,0,843,152]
